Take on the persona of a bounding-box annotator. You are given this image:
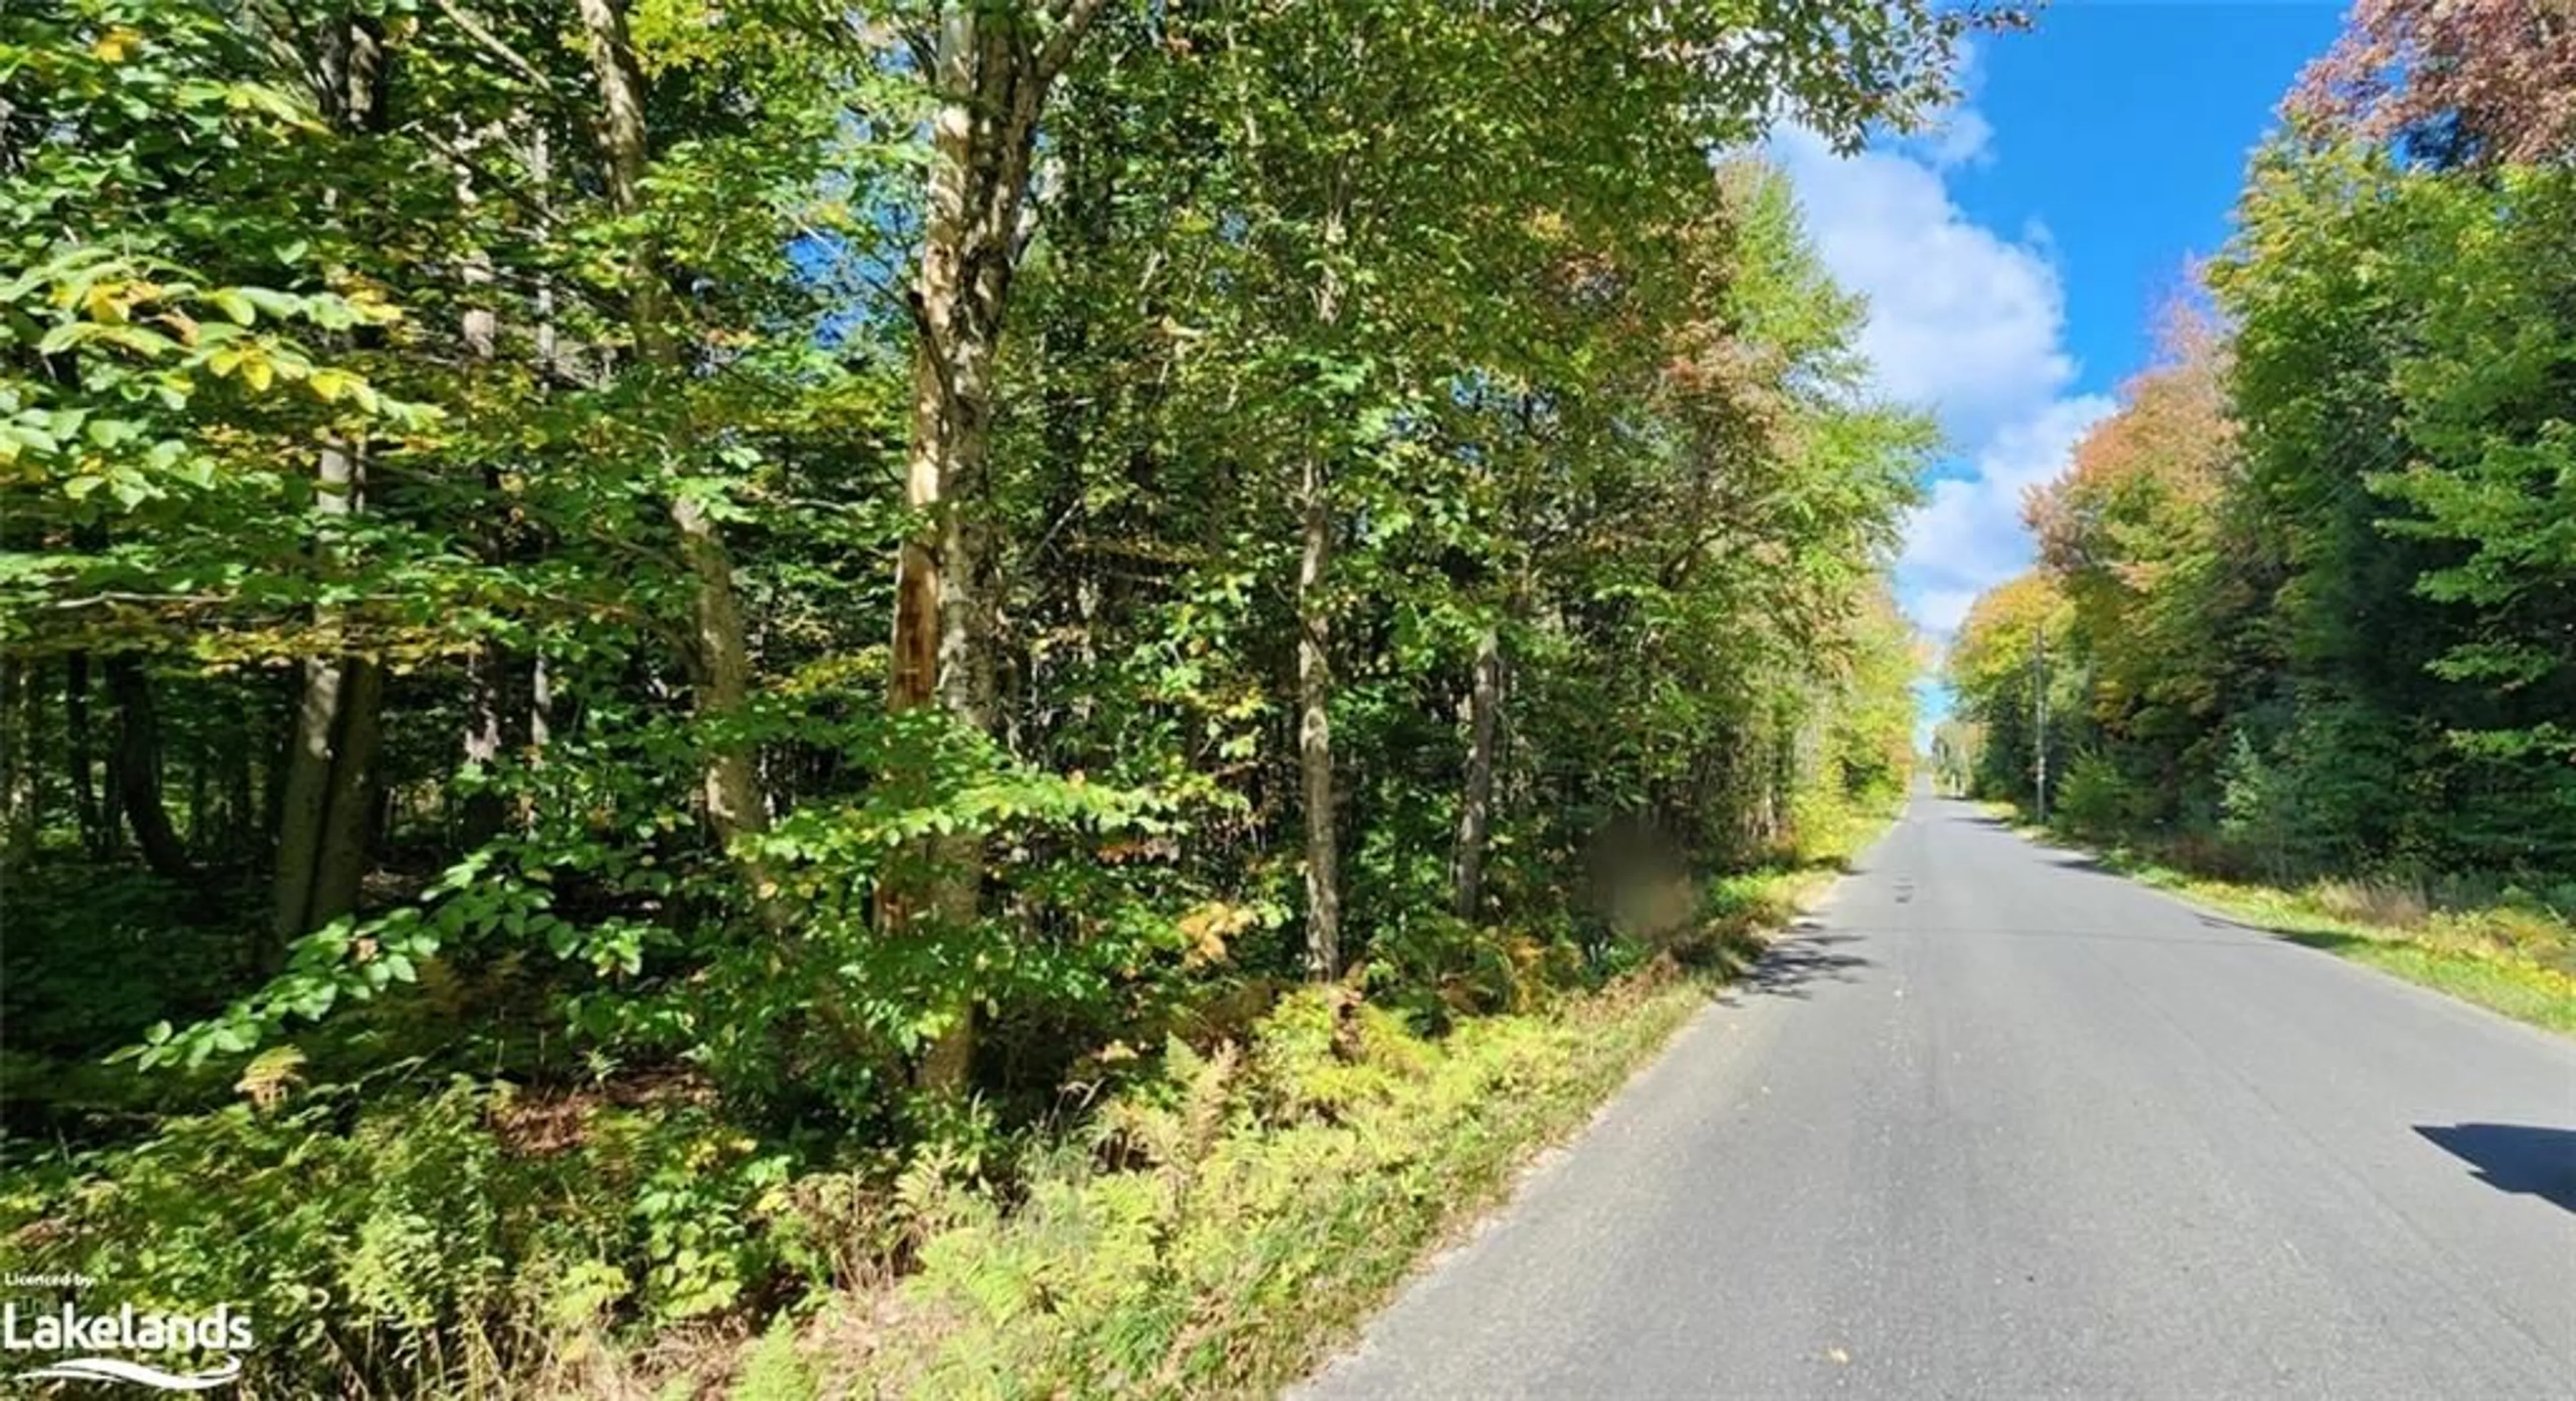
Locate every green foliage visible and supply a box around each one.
[2216,729,2294,876]
[733,1314,820,1401]
[3,0,1960,1391]
[2052,750,2135,840]
[1953,115,2576,893]
[1943,571,2078,807]
[0,1070,828,1394]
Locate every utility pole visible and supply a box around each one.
[2031,623,2049,824]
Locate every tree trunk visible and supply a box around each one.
[1,658,34,866]
[99,738,123,854]
[460,645,506,846]
[1295,184,1350,981]
[1296,457,1340,978]
[1452,625,1504,920]
[578,0,777,907]
[270,655,383,945]
[671,496,771,856]
[888,0,1105,1092]
[266,16,391,961]
[576,0,665,351]
[527,123,555,781]
[455,147,511,850]
[188,729,208,850]
[103,657,194,883]
[66,652,104,855]
[272,655,339,946]
[530,654,551,754]
[309,657,385,929]
[225,689,254,859]
[271,439,384,959]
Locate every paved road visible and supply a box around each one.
[1301,795,2576,1399]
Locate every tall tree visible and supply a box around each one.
[2023,299,2257,822]
[576,0,777,899]
[884,0,1111,1088]
[268,14,392,956]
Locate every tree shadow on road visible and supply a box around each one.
[2032,848,2125,877]
[2269,926,2380,956]
[2415,1123,2576,1213]
[1710,925,1870,1002]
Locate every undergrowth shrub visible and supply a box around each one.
[0,1074,804,1398]
[732,1316,820,1401]
[2053,750,2138,838]
[2218,728,2298,877]
[0,831,1870,1400]
[1359,915,1576,1028]
[822,972,1706,1400]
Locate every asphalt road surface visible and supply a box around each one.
[1299,794,2576,1399]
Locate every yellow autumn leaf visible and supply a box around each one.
[1176,901,1254,967]
[83,280,138,325]
[240,355,274,392]
[91,25,142,62]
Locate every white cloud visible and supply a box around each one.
[1900,393,2116,619]
[1921,107,1994,168]
[1771,102,2109,649]
[1772,128,2072,449]
[1907,585,1988,641]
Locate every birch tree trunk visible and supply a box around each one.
[460,640,506,846]
[1296,455,1340,978]
[890,0,1104,1092]
[526,125,557,789]
[457,150,509,849]
[1295,185,1350,980]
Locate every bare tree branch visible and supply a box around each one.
[1036,0,1113,83]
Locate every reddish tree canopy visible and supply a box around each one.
[2288,0,2576,165]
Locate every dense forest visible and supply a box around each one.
[2,1,1986,1393]
[1943,2,2575,893]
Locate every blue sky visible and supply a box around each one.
[1772,1,2350,737]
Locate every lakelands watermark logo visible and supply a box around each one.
[3,1294,251,1392]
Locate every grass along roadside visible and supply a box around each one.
[717,832,1879,1400]
[800,972,1710,1400]
[1984,805,2576,1036]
